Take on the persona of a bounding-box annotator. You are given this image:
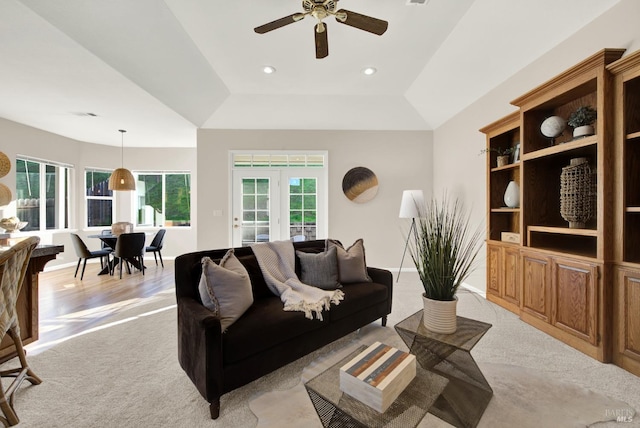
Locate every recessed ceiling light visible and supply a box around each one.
[263,66,276,74]
[362,67,377,76]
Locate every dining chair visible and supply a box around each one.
[70,233,112,280]
[145,229,166,267]
[100,229,113,251]
[0,236,42,426]
[113,232,146,279]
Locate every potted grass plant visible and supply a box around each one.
[408,195,484,334]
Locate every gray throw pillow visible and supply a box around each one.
[198,249,253,332]
[296,246,341,290]
[326,239,372,283]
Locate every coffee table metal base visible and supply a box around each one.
[305,345,448,428]
[395,312,493,428]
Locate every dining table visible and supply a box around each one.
[88,233,148,275]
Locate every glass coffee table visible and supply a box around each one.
[395,311,493,428]
[304,344,449,428]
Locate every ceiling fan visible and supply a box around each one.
[254,0,388,59]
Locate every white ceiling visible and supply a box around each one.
[0,0,621,147]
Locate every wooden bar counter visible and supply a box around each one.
[0,244,64,362]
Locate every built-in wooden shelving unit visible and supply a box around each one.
[482,49,637,367]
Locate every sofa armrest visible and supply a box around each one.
[177,297,224,404]
[367,267,393,317]
[367,266,392,286]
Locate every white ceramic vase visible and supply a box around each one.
[504,181,520,208]
[422,294,458,334]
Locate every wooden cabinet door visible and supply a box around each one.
[521,250,551,322]
[616,267,640,365]
[551,257,599,345]
[487,244,502,296]
[503,246,520,305]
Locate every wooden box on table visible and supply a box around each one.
[339,341,416,413]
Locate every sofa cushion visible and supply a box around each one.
[327,281,388,322]
[222,297,328,364]
[198,250,254,332]
[296,246,341,290]
[326,239,372,283]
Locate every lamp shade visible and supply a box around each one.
[399,190,424,218]
[109,129,136,191]
[108,168,136,191]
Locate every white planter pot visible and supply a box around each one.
[422,294,458,334]
[573,125,594,138]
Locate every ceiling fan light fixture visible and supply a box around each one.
[262,66,276,74]
[254,1,388,58]
[362,67,377,76]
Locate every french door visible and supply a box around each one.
[231,169,326,247]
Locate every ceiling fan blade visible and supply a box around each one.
[315,23,328,59]
[254,13,304,34]
[335,9,388,35]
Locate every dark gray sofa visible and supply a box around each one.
[174,239,393,419]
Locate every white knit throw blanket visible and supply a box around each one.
[250,240,344,320]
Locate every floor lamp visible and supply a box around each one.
[398,190,424,282]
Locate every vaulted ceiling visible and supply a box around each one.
[0,0,620,147]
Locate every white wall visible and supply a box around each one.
[196,129,433,269]
[0,117,197,268]
[432,0,640,292]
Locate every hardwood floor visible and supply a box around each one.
[26,259,175,355]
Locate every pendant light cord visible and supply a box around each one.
[119,129,126,168]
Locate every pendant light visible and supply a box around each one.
[108,129,136,191]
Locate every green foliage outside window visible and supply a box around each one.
[139,175,162,214]
[166,174,190,224]
[289,178,316,225]
[137,173,191,227]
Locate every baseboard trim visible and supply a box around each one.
[388,267,487,298]
[44,256,176,272]
[460,282,486,298]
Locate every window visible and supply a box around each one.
[240,177,272,244]
[16,157,71,231]
[135,172,191,227]
[289,177,317,241]
[233,153,325,168]
[85,169,113,227]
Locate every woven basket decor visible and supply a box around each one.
[560,157,594,229]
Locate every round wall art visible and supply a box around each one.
[0,183,12,207]
[342,166,379,203]
[0,152,10,178]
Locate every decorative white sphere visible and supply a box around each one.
[540,116,566,138]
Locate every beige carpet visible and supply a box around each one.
[3,277,639,427]
[250,326,637,428]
